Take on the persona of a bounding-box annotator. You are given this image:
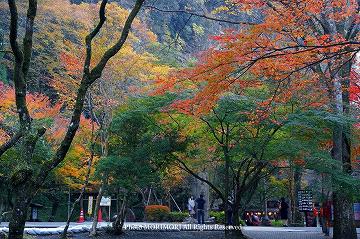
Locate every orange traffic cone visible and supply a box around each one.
[97,208,103,222]
[78,209,85,223]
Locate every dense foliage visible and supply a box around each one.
[0,0,360,239]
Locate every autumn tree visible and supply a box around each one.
[0,0,146,238]
[176,95,286,228]
[155,0,360,238]
[0,81,68,221]
[167,84,327,231]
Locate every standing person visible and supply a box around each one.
[188,196,195,218]
[251,213,261,226]
[195,194,206,224]
[320,201,331,236]
[279,197,289,227]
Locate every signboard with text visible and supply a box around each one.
[88,196,93,215]
[298,190,313,212]
[100,196,111,206]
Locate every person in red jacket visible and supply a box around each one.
[320,201,331,236]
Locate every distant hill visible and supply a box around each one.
[70,0,252,54]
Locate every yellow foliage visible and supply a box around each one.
[211,6,230,14]
[33,1,170,107]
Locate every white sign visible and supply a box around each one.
[88,196,93,215]
[100,196,111,206]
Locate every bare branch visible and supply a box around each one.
[175,158,226,203]
[144,5,256,25]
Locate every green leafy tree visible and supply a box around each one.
[95,96,187,234]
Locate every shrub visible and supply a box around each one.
[209,211,225,224]
[271,220,284,227]
[209,211,246,226]
[144,205,170,222]
[239,219,246,226]
[167,211,189,222]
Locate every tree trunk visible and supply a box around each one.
[8,196,30,239]
[225,229,247,239]
[62,113,95,239]
[289,165,302,225]
[112,195,126,235]
[333,126,357,239]
[48,198,59,222]
[293,167,303,224]
[8,137,38,239]
[225,192,245,238]
[231,205,240,226]
[331,68,357,239]
[90,185,104,236]
[223,146,231,226]
[61,193,84,239]
[333,192,357,239]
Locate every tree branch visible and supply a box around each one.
[22,0,37,77]
[83,0,108,76]
[175,157,226,203]
[35,0,145,185]
[200,117,223,144]
[8,0,22,62]
[144,5,257,25]
[8,0,33,129]
[90,0,145,80]
[0,131,23,156]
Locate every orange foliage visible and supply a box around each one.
[155,0,358,119]
[0,82,99,189]
[40,1,169,107]
[161,165,186,190]
[52,116,100,190]
[0,82,61,120]
[144,205,171,221]
[0,82,62,141]
[145,205,171,213]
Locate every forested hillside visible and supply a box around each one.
[74,0,253,53]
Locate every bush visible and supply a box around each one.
[209,211,225,224]
[167,211,189,222]
[209,211,246,226]
[239,219,246,226]
[271,220,284,227]
[144,205,170,222]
